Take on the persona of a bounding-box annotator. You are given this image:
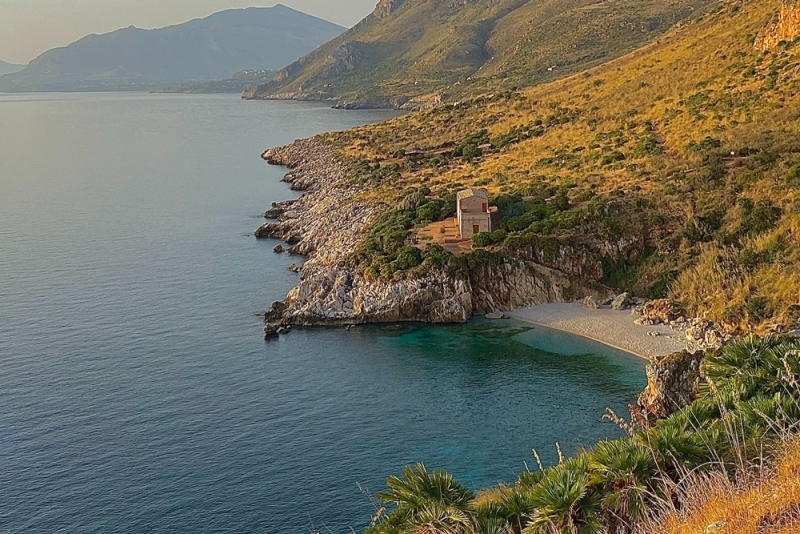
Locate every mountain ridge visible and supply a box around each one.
[0,5,345,93]
[243,0,718,108]
[0,60,25,76]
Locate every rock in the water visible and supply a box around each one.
[486,311,505,319]
[611,292,631,310]
[273,245,285,253]
[264,323,280,339]
[265,301,287,322]
[638,349,706,421]
[583,295,599,309]
[288,263,301,273]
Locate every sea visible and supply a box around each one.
[0,93,646,533]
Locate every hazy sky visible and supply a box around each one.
[0,0,377,64]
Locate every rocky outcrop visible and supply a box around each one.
[265,199,295,219]
[756,1,800,50]
[323,42,363,75]
[257,138,610,328]
[634,299,733,349]
[468,259,597,313]
[638,349,707,420]
[611,292,631,310]
[373,0,404,18]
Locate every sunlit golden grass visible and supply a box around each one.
[329,0,800,330]
[638,436,800,534]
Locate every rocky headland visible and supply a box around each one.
[256,138,618,332]
[255,136,755,423]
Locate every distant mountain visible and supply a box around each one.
[0,60,24,76]
[0,5,345,92]
[244,0,717,108]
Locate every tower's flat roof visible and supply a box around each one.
[456,188,488,201]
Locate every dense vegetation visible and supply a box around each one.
[363,335,800,533]
[328,0,800,333]
[351,185,506,279]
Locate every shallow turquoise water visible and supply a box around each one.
[0,93,645,533]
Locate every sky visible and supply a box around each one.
[0,0,377,65]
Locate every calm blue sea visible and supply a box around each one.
[0,93,645,533]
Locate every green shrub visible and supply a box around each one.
[687,136,722,152]
[471,229,507,247]
[743,204,782,234]
[745,296,772,322]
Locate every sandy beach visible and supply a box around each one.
[507,302,687,360]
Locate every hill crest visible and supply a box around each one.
[0,6,345,92]
[243,0,719,108]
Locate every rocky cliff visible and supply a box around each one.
[373,0,405,18]
[636,349,707,421]
[756,0,800,50]
[257,139,610,328]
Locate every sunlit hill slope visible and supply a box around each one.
[319,0,800,334]
[243,0,717,107]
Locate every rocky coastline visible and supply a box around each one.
[256,138,612,334]
[255,137,753,422]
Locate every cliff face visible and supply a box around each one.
[637,349,706,421]
[756,1,800,50]
[373,0,404,18]
[258,139,611,327]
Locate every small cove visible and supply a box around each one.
[0,93,645,533]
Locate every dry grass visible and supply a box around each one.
[638,436,800,534]
[329,0,800,331]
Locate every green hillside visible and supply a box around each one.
[244,0,717,107]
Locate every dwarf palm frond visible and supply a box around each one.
[703,335,800,400]
[523,456,600,534]
[410,502,476,534]
[589,437,658,524]
[377,463,475,531]
[378,463,475,509]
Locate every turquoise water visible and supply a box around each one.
[0,93,645,533]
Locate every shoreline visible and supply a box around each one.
[506,302,688,360]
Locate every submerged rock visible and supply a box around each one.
[273,245,285,253]
[264,322,280,339]
[288,263,301,273]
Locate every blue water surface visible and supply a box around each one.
[0,93,645,533]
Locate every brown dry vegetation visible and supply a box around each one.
[250,0,717,104]
[324,0,800,333]
[638,436,800,534]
